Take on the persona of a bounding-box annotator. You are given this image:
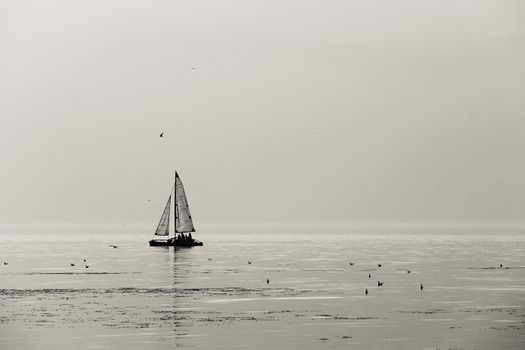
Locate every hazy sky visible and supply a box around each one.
[1,0,524,227]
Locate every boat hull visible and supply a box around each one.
[149,238,203,247]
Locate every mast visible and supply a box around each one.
[174,171,177,237]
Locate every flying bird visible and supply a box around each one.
[349,261,354,266]
[109,245,118,248]
[3,262,7,265]
[248,261,252,265]
[159,133,164,137]
[71,263,75,267]
[85,265,89,269]
[420,283,424,291]
[377,281,383,287]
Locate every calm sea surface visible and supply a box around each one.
[1,227,524,349]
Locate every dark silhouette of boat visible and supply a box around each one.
[149,172,203,247]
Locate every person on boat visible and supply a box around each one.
[188,233,192,240]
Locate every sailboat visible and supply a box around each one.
[149,172,203,247]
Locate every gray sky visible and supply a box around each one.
[1,0,524,227]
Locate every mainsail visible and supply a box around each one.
[154,195,171,236]
[175,173,195,233]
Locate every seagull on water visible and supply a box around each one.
[109,245,118,248]
[266,278,269,284]
[71,263,75,267]
[248,261,251,265]
[85,265,89,269]
[3,262,8,265]
[365,288,368,295]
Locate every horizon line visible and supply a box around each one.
[1,221,525,231]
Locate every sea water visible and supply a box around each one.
[0,226,524,349]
